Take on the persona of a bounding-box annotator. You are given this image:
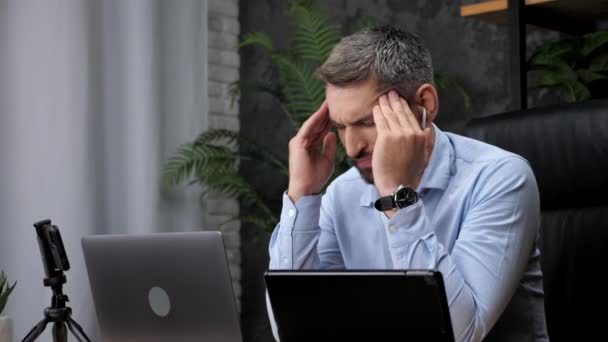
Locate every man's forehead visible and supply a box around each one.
[328,112,374,126]
[327,90,382,124]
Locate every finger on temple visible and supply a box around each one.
[399,98,422,131]
[378,94,399,129]
[373,105,388,131]
[388,91,410,127]
[309,118,332,147]
[299,100,330,137]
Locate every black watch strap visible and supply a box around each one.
[374,195,395,211]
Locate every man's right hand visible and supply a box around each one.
[287,100,337,203]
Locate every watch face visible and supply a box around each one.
[395,187,417,208]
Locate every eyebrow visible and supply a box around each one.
[329,113,374,127]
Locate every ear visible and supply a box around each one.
[415,83,439,124]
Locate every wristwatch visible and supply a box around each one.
[374,185,418,212]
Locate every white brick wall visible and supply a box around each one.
[207,0,241,311]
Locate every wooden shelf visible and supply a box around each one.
[461,0,608,26]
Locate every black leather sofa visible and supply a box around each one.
[465,99,608,341]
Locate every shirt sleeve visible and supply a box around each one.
[385,157,540,342]
[268,190,344,270]
[267,190,345,341]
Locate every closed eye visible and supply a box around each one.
[353,117,375,128]
[330,114,373,131]
[359,118,375,127]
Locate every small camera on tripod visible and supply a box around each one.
[22,219,91,342]
[34,220,70,283]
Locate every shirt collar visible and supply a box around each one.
[359,124,454,207]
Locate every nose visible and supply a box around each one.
[343,127,366,158]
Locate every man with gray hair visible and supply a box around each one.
[267,26,548,341]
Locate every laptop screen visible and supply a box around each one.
[265,269,454,342]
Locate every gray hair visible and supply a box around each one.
[316,26,434,101]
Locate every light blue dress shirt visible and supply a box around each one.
[268,125,548,342]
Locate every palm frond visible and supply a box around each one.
[163,129,288,190]
[197,170,277,223]
[193,129,240,146]
[198,171,253,200]
[192,129,287,174]
[240,32,275,53]
[228,80,286,106]
[576,69,608,83]
[534,71,590,102]
[238,215,278,233]
[163,143,237,189]
[434,72,472,110]
[215,215,276,234]
[528,38,576,72]
[206,130,288,175]
[590,52,608,73]
[289,2,340,63]
[581,31,608,57]
[241,145,289,176]
[273,55,325,125]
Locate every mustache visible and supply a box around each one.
[346,152,372,166]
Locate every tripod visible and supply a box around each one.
[22,274,91,342]
[21,219,91,342]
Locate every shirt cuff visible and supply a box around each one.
[386,200,433,247]
[280,191,322,232]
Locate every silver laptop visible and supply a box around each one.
[82,231,243,342]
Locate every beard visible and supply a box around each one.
[347,154,374,184]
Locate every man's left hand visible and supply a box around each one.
[372,90,429,197]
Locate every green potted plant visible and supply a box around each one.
[0,271,17,342]
[163,0,469,233]
[528,31,608,102]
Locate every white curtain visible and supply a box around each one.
[0,0,208,339]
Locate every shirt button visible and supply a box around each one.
[388,224,397,233]
[282,257,289,264]
[287,209,296,217]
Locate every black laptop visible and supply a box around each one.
[264,269,454,342]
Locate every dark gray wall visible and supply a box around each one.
[237,1,558,341]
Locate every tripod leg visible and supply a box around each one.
[21,318,49,342]
[52,322,67,342]
[65,316,92,342]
